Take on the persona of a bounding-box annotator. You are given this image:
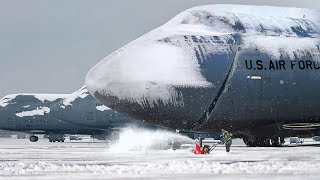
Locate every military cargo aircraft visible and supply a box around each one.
[50,86,156,130]
[0,89,216,143]
[0,94,114,142]
[85,4,320,147]
[50,86,219,140]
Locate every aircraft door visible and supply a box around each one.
[246,75,262,112]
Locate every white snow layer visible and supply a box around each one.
[0,137,320,179]
[0,161,319,177]
[33,94,68,103]
[166,4,320,36]
[86,4,320,108]
[0,94,18,107]
[15,107,50,117]
[61,86,89,107]
[86,42,213,108]
[96,105,110,111]
[0,94,67,108]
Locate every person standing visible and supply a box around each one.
[220,129,232,152]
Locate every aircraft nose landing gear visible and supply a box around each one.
[29,135,39,142]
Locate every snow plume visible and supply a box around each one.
[108,127,195,152]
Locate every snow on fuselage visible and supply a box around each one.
[0,94,106,135]
[50,86,160,130]
[0,94,69,131]
[86,4,320,137]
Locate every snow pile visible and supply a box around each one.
[15,107,50,117]
[108,127,195,152]
[61,86,89,107]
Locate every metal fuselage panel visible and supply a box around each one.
[201,43,320,136]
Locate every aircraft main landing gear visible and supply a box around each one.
[243,136,284,147]
[29,135,39,142]
[48,134,65,142]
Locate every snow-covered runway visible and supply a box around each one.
[0,138,319,180]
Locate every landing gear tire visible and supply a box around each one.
[244,136,284,147]
[245,137,270,147]
[243,137,256,147]
[271,137,280,147]
[48,134,65,143]
[29,135,39,142]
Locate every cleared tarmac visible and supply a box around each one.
[0,137,319,180]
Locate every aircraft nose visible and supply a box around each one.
[86,42,212,101]
[85,41,216,130]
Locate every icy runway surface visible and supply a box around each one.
[0,138,319,180]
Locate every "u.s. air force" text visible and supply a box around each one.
[245,60,320,70]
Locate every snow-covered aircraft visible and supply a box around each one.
[50,86,158,130]
[85,4,320,147]
[50,86,219,140]
[0,94,114,142]
[0,89,216,143]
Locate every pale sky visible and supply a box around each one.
[0,0,318,97]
